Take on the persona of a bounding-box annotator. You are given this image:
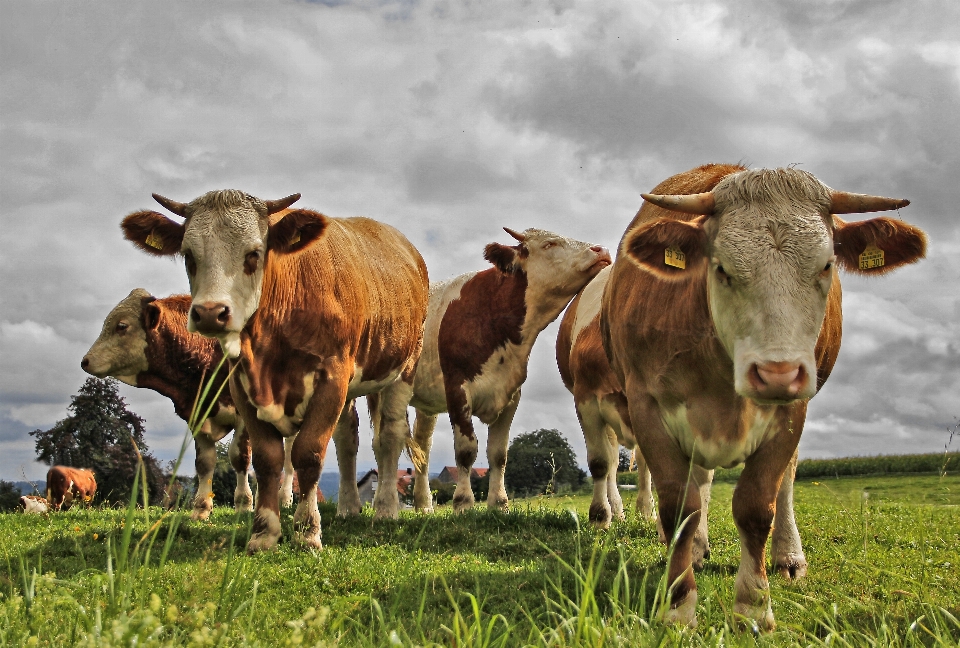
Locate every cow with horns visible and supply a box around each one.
[601,163,926,629]
[121,190,429,552]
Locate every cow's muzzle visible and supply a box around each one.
[191,302,231,334]
[747,361,809,402]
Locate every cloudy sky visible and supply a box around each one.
[2,0,958,482]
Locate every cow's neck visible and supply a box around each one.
[519,286,578,347]
[140,327,225,421]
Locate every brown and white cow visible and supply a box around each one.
[19,495,49,514]
[374,228,610,514]
[46,466,97,510]
[82,289,256,520]
[601,163,926,629]
[558,265,807,574]
[121,190,429,552]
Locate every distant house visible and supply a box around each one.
[357,468,416,507]
[435,466,488,484]
[290,473,326,503]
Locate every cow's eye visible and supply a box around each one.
[716,264,731,286]
[244,251,260,275]
[542,241,555,250]
[183,251,197,276]
[116,321,128,334]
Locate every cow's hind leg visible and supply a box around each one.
[228,421,254,512]
[371,381,416,519]
[579,397,615,527]
[771,447,806,580]
[279,435,296,508]
[632,448,657,522]
[191,426,218,521]
[334,401,361,517]
[412,410,438,513]
[691,466,713,570]
[486,389,519,511]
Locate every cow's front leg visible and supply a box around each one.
[486,389,520,511]
[412,410,438,513]
[731,424,801,632]
[279,434,296,508]
[372,380,416,519]
[604,430,626,521]
[771,447,807,580]
[191,424,218,521]
[228,421,254,512]
[691,466,713,569]
[244,417,286,553]
[291,369,348,550]
[446,382,478,512]
[334,401,361,517]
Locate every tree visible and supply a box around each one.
[618,447,633,473]
[504,429,586,497]
[0,480,20,512]
[30,377,165,505]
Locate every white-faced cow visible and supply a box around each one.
[46,466,97,510]
[376,228,610,514]
[601,163,926,629]
[19,495,49,514]
[82,289,255,520]
[559,265,807,573]
[121,190,429,552]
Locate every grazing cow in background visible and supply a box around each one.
[19,495,49,514]
[82,290,257,520]
[601,163,926,629]
[46,466,97,510]
[121,190,429,552]
[378,228,610,514]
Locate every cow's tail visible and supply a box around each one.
[405,434,426,475]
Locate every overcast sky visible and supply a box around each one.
[2,0,958,482]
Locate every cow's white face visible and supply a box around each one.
[121,190,321,359]
[82,288,151,385]
[704,172,835,402]
[625,167,926,405]
[178,191,269,357]
[488,228,611,311]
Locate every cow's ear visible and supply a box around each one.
[268,209,328,254]
[834,216,927,275]
[140,295,160,330]
[483,242,523,274]
[121,211,184,256]
[623,218,707,280]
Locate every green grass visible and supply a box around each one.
[2,473,958,646]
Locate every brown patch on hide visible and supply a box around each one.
[437,267,527,438]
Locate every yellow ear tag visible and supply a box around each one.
[664,245,686,269]
[858,243,885,270]
[289,231,301,246]
[145,230,164,250]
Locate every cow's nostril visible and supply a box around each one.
[190,307,202,323]
[216,306,230,324]
[80,357,89,370]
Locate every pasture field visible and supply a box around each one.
[1,472,958,646]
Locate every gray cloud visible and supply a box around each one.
[2,0,958,480]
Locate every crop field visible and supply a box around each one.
[2,471,958,646]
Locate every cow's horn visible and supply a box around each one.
[641,192,716,215]
[265,193,301,214]
[503,227,526,242]
[152,193,188,217]
[829,190,909,214]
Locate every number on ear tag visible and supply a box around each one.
[145,231,164,250]
[664,245,686,269]
[858,244,884,270]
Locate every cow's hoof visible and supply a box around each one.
[246,532,280,554]
[663,592,698,628]
[233,492,254,513]
[692,541,710,570]
[487,497,509,512]
[734,602,775,633]
[415,504,435,514]
[588,502,612,528]
[373,507,399,520]
[190,504,213,522]
[336,505,360,518]
[292,531,323,551]
[452,494,475,513]
[774,555,808,581]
